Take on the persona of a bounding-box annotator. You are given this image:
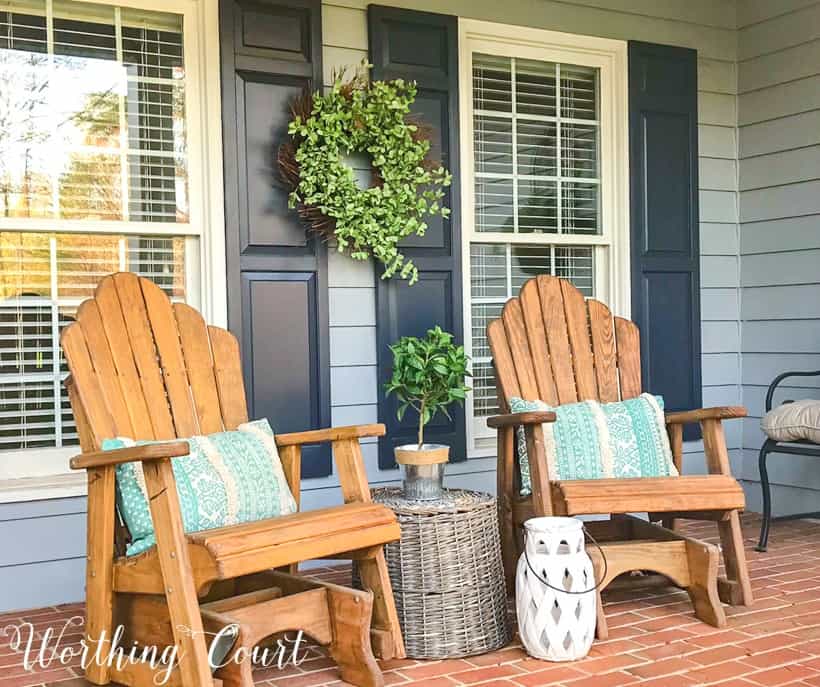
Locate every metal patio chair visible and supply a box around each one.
[757,369,820,552]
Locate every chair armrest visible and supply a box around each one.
[764,370,820,412]
[665,406,746,426]
[487,411,556,429]
[275,424,385,448]
[70,441,190,470]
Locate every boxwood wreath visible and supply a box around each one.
[278,66,451,284]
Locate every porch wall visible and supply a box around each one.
[737,0,820,515]
[0,0,752,612]
[320,0,745,502]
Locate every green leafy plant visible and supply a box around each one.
[283,63,451,284]
[384,327,471,449]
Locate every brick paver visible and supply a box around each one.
[1,514,818,687]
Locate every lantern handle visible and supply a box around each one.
[523,525,608,595]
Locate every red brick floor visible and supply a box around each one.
[3,514,820,687]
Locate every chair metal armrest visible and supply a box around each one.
[487,411,556,429]
[70,441,191,470]
[764,370,820,413]
[665,406,747,426]
[275,424,385,448]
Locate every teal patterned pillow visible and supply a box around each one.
[103,419,297,556]
[509,394,677,496]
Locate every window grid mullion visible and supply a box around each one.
[49,235,62,448]
[115,6,130,222]
[46,0,59,219]
[510,57,518,234]
[556,62,562,235]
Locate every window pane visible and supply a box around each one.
[560,64,597,120]
[516,58,556,118]
[561,123,598,178]
[470,243,506,299]
[518,179,557,234]
[562,182,599,234]
[475,178,513,232]
[474,115,512,176]
[0,230,189,450]
[555,246,594,295]
[511,245,551,292]
[473,54,511,114]
[517,120,556,177]
[471,52,600,236]
[0,1,188,222]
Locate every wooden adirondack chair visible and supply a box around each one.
[62,273,404,687]
[487,275,753,635]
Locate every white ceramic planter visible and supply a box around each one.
[516,517,596,661]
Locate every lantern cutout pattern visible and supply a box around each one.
[516,517,597,661]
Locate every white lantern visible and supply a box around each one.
[516,517,597,661]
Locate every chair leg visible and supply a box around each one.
[356,552,406,659]
[717,511,754,607]
[499,497,517,593]
[756,442,773,552]
[685,538,727,628]
[84,467,116,685]
[328,586,383,687]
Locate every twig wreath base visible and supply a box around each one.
[278,66,451,284]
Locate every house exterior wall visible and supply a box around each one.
[0,0,750,611]
[737,0,820,515]
[322,0,744,501]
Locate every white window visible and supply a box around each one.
[0,0,223,491]
[459,20,630,455]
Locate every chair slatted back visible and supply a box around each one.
[61,272,248,451]
[488,275,642,412]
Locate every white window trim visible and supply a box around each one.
[458,19,630,457]
[0,0,225,501]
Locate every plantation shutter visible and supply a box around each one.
[368,6,465,468]
[628,42,702,436]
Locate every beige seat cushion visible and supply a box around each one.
[761,400,820,443]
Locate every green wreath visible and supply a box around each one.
[281,67,451,284]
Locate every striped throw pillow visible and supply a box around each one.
[104,419,297,556]
[509,393,677,496]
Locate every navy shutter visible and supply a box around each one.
[628,42,702,438]
[220,0,331,477]
[368,6,465,468]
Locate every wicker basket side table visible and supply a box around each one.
[369,487,512,659]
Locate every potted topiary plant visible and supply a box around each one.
[384,326,470,500]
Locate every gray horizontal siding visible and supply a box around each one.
[738,0,820,512]
[0,496,87,611]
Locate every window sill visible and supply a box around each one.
[0,472,87,504]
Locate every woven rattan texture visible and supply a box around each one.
[370,488,512,659]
